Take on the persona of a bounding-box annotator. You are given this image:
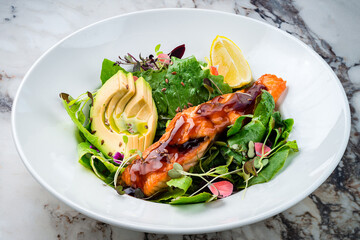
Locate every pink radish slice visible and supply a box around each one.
[208,181,233,198]
[255,142,271,157]
[157,53,170,64]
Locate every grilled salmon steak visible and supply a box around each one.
[120,75,286,196]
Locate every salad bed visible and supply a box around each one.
[60,40,298,204]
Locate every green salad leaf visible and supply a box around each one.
[154,176,192,202]
[228,120,267,154]
[253,90,275,126]
[78,141,99,170]
[100,59,125,85]
[60,95,111,158]
[227,114,253,137]
[170,192,213,205]
[61,45,299,205]
[247,147,290,186]
[167,175,192,192]
[77,142,118,185]
[135,56,232,136]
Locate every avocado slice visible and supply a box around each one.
[121,77,157,152]
[90,70,157,157]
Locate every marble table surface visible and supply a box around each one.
[1,0,359,239]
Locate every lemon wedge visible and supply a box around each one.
[210,35,252,88]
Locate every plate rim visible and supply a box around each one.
[11,8,351,234]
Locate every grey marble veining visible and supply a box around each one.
[0,0,359,239]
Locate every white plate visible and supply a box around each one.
[12,9,350,234]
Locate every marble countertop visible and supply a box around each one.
[1,0,359,239]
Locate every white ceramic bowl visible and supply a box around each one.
[12,9,350,234]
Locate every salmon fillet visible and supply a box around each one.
[120,76,286,196]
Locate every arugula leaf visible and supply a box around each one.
[170,192,213,205]
[100,59,125,85]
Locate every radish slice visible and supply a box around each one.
[133,76,138,81]
[157,53,170,64]
[255,142,271,157]
[208,181,233,198]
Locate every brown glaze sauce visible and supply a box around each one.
[128,84,265,189]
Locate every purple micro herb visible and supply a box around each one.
[113,152,124,164]
[90,145,100,152]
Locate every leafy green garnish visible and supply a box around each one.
[247,147,290,186]
[167,175,192,192]
[60,93,112,158]
[170,192,213,205]
[227,114,253,137]
[153,175,192,202]
[135,56,232,136]
[228,120,267,156]
[77,142,117,184]
[100,59,124,85]
[253,90,275,126]
[62,44,299,205]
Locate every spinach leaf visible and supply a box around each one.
[154,176,192,202]
[100,59,125,85]
[227,114,253,137]
[228,120,267,155]
[167,176,192,192]
[247,147,290,186]
[280,118,294,142]
[170,192,213,205]
[226,91,275,158]
[272,118,294,147]
[154,189,185,202]
[253,90,275,126]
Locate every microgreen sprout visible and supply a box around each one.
[113,153,138,188]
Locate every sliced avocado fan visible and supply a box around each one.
[90,70,157,157]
